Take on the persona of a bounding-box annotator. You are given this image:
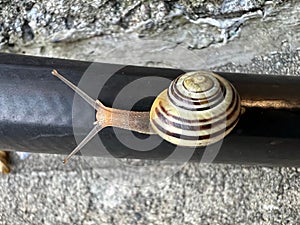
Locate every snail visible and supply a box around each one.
[52,70,241,163]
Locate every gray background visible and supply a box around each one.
[0,0,300,224]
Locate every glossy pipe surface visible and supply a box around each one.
[0,53,299,166]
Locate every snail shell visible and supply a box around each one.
[150,71,241,147]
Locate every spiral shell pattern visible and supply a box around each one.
[150,71,241,147]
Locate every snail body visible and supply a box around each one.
[52,70,241,163]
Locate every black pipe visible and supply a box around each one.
[0,53,299,166]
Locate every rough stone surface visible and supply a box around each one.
[0,0,300,224]
[1,0,298,70]
[0,0,277,46]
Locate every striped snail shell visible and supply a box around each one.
[149,71,241,147]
